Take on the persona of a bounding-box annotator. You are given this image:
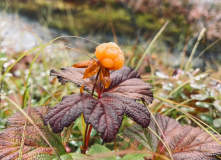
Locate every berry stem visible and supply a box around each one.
[91,68,101,96]
[82,124,88,154]
[82,67,101,154]
[86,125,93,148]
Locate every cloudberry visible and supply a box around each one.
[95,42,124,70]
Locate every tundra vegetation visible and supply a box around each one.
[0,0,221,160]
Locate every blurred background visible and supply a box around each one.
[0,0,221,147]
[1,0,221,68]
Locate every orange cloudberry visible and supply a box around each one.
[95,42,124,70]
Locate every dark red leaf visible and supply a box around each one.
[8,106,49,127]
[44,93,150,142]
[44,93,93,133]
[124,114,221,160]
[50,67,94,90]
[106,66,153,104]
[83,93,124,142]
[0,107,66,160]
[50,66,153,104]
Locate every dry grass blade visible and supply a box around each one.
[154,73,208,113]
[147,126,171,160]
[156,96,221,145]
[143,101,173,160]
[0,45,43,82]
[18,85,32,160]
[168,72,208,98]
[162,99,195,115]
[0,35,99,82]
[106,6,118,44]
[184,28,206,72]
[50,35,99,45]
[37,84,59,103]
[192,37,221,65]
[135,21,169,70]
[208,77,221,84]
[156,96,221,136]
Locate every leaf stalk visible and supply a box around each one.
[82,67,101,154]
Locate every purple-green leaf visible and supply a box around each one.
[44,94,92,133]
[0,107,66,160]
[124,114,221,160]
[50,67,94,90]
[106,67,153,104]
[50,66,153,104]
[44,93,150,142]
[83,93,124,142]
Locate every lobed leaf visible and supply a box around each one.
[106,66,153,104]
[83,93,124,142]
[8,106,49,127]
[50,67,94,90]
[0,107,66,160]
[124,114,221,160]
[45,93,150,142]
[50,66,153,104]
[44,94,93,133]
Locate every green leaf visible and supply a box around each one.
[88,144,117,160]
[199,114,213,124]
[61,123,74,146]
[120,153,146,160]
[53,153,86,160]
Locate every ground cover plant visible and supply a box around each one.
[0,0,221,160]
[0,37,221,159]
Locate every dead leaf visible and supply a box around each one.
[72,60,92,68]
[99,66,111,89]
[83,60,101,79]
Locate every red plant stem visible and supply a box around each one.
[86,124,93,148]
[82,67,101,154]
[82,124,89,154]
